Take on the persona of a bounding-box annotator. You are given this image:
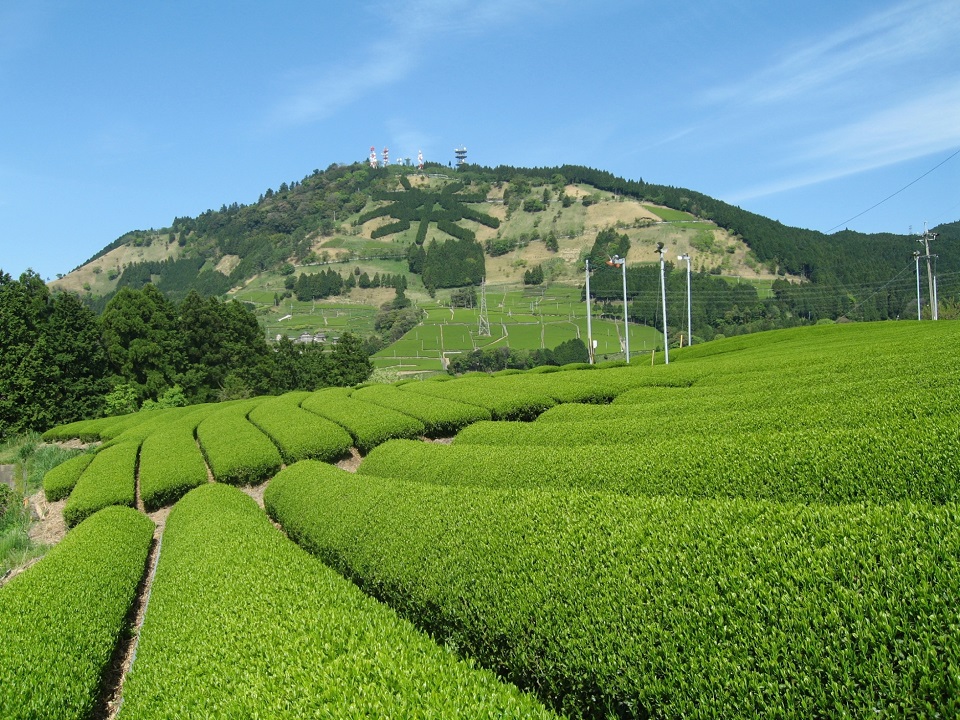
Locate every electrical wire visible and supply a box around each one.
[827,147,960,233]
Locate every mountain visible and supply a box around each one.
[51,162,960,323]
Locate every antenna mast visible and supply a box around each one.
[478,278,491,337]
[368,146,378,169]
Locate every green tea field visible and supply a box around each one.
[3,320,959,718]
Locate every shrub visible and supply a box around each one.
[62,441,138,527]
[267,462,960,719]
[301,388,425,455]
[247,392,352,463]
[351,384,490,437]
[42,453,95,502]
[196,399,281,485]
[138,407,217,511]
[0,506,153,719]
[119,483,555,719]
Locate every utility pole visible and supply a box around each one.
[678,253,692,346]
[608,255,629,363]
[919,225,939,320]
[585,259,594,364]
[913,250,922,320]
[657,243,669,364]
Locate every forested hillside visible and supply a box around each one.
[55,162,959,325]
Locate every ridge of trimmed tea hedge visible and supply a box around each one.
[399,376,557,421]
[42,452,95,502]
[266,462,960,719]
[0,506,154,719]
[247,391,352,463]
[118,483,555,719]
[361,417,960,504]
[196,399,281,485]
[301,387,425,455]
[63,441,139,527]
[138,406,219,511]
[351,384,491,437]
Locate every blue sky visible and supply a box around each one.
[3,0,959,281]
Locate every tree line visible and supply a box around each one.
[0,270,372,440]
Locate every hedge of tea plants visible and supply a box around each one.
[118,483,555,719]
[195,399,281,485]
[351,383,491,436]
[62,441,139,527]
[400,375,557,421]
[362,416,960,504]
[0,506,154,719]
[138,406,219,511]
[266,461,960,719]
[42,452,95,502]
[247,391,353,463]
[301,387,426,454]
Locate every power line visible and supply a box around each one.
[828,147,960,233]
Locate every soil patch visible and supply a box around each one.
[27,491,68,547]
[241,482,268,510]
[336,448,362,473]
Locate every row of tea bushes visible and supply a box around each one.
[196,399,281,485]
[247,391,352,463]
[361,417,960,504]
[0,506,154,719]
[138,407,219,511]
[351,384,491,436]
[265,462,960,719]
[63,441,139,527]
[301,387,426,454]
[118,483,555,719]
[42,452,94,502]
[400,375,557,421]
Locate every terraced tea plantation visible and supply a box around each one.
[5,320,959,718]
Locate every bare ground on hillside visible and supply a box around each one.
[27,491,68,547]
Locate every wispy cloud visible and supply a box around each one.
[729,81,960,202]
[267,0,557,128]
[704,0,960,107]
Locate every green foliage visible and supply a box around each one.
[247,392,352,463]
[267,463,960,719]
[138,406,216,511]
[301,387,425,454]
[62,441,138,527]
[120,483,555,719]
[103,382,139,415]
[402,376,556,421]
[42,452,94,502]
[196,399,281,485]
[0,506,153,719]
[351,383,491,437]
[421,237,485,289]
[0,271,109,439]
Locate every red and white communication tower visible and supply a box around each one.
[382,147,390,166]
[417,149,424,170]
[368,146,378,168]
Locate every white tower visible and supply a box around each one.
[368,146,378,168]
[417,149,424,171]
[382,146,389,166]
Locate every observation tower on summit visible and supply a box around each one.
[455,146,467,167]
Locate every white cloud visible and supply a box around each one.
[730,82,960,202]
[704,0,960,108]
[267,0,559,128]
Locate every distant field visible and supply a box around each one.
[374,284,665,372]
